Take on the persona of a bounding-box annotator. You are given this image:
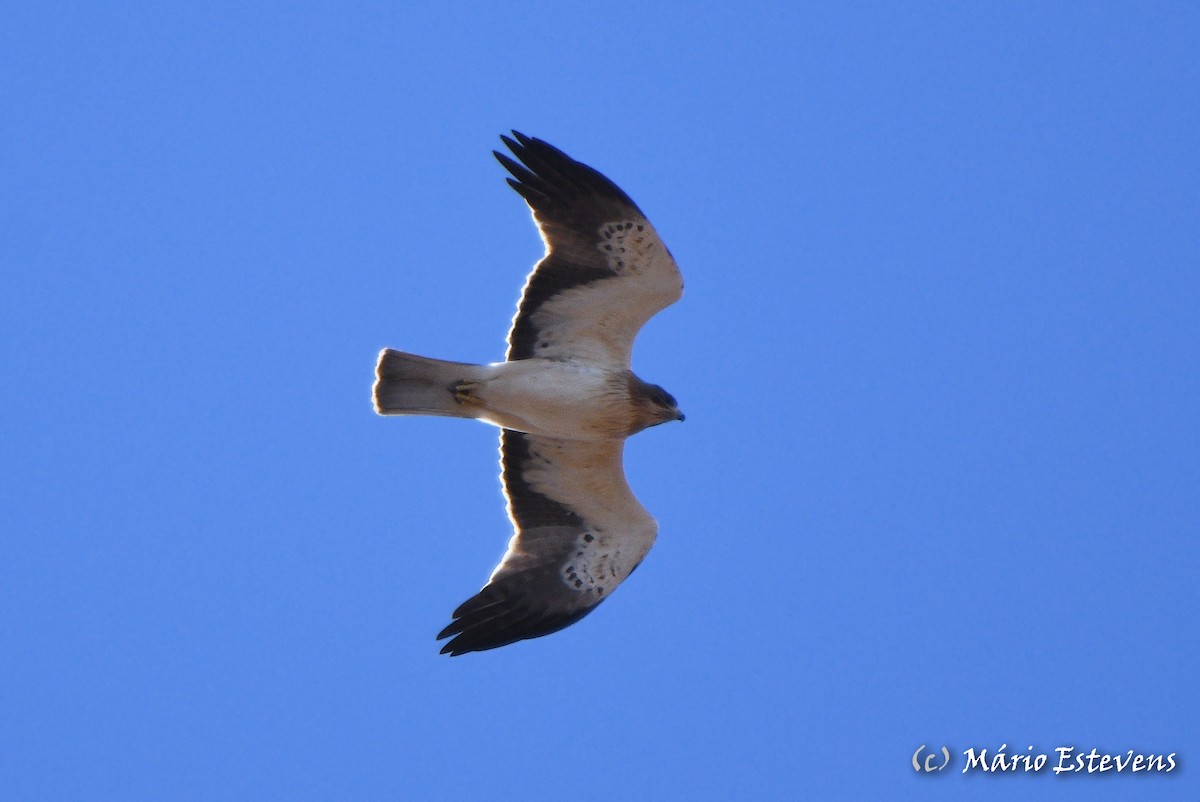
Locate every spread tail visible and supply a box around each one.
[372,349,489,417]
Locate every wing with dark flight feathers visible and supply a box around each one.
[436,431,657,656]
[495,132,682,367]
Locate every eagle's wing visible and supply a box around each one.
[437,431,656,655]
[496,132,682,367]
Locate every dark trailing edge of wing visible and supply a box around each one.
[499,430,583,530]
[496,131,646,360]
[435,431,601,656]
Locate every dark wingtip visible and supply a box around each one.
[434,590,600,656]
[437,623,465,656]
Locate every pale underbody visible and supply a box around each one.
[459,357,640,441]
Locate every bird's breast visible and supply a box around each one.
[476,359,634,440]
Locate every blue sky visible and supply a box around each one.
[3,3,1197,800]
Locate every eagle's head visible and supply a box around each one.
[629,376,685,432]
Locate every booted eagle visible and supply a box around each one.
[374,132,683,655]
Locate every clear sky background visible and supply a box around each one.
[3,3,1197,800]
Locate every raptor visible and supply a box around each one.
[373,132,683,655]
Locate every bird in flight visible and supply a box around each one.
[373,132,683,655]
